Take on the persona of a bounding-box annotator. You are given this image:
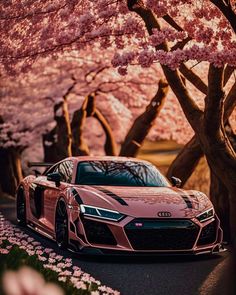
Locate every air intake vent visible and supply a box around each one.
[125,219,199,250]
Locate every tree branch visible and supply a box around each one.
[224,65,235,86]
[210,0,236,33]
[93,109,118,156]
[204,64,225,135]
[127,0,203,129]
[179,64,208,95]
[120,79,168,157]
[224,81,236,119]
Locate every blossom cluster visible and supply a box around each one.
[1,0,236,75]
[112,46,236,71]
[149,28,187,47]
[0,212,120,295]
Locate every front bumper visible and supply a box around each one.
[68,211,223,255]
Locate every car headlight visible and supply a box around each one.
[196,208,214,223]
[80,205,125,222]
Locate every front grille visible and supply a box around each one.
[197,219,217,246]
[125,219,199,250]
[82,218,117,245]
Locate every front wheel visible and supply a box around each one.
[55,200,68,249]
[16,187,26,226]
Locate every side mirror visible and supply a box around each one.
[33,169,41,177]
[47,172,61,187]
[171,176,182,188]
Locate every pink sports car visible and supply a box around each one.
[16,156,223,255]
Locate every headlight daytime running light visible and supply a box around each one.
[80,205,124,222]
[196,208,214,223]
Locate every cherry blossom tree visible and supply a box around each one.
[0,50,171,194]
[1,0,236,240]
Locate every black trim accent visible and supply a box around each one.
[95,186,128,206]
[74,217,87,242]
[70,222,76,233]
[82,218,117,245]
[71,188,83,204]
[197,219,217,246]
[69,239,82,252]
[181,195,193,209]
[125,218,199,250]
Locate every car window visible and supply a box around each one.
[57,161,74,183]
[44,164,59,175]
[75,161,170,187]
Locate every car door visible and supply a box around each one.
[28,175,47,221]
[39,160,74,233]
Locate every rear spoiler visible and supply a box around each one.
[28,162,55,168]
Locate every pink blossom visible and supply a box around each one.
[0,248,9,254]
[55,255,63,261]
[59,270,72,276]
[38,256,47,262]
[58,277,67,282]
[44,248,53,254]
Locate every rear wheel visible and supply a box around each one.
[16,187,26,226]
[55,200,68,249]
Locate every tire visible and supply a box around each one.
[16,187,26,226]
[55,200,68,249]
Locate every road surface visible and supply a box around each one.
[1,195,235,295]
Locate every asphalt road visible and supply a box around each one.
[1,195,235,295]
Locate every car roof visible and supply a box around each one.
[68,156,150,164]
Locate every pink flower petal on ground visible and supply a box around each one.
[38,256,47,262]
[0,248,10,254]
[58,277,67,282]
[44,248,53,254]
[55,255,63,261]
[59,270,72,276]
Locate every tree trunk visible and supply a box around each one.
[71,93,118,156]
[42,127,58,162]
[120,79,168,157]
[0,148,23,196]
[210,170,230,242]
[166,136,202,186]
[43,98,72,162]
[71,95,93,156]
[93,109,118,156]
[54,98,72,158]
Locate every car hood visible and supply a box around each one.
[76,185,212,219]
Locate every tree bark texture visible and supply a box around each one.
[43,98,72,162]
[0,148,23,195]
[71,95,91,156]
[120,79,168,157]
[210,170,230,241]
[93,109,118,156]
[166,137,202,185]
[167,81,236,185]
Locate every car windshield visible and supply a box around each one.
[75,161,170,187]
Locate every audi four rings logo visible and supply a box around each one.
[158,211,172,217]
